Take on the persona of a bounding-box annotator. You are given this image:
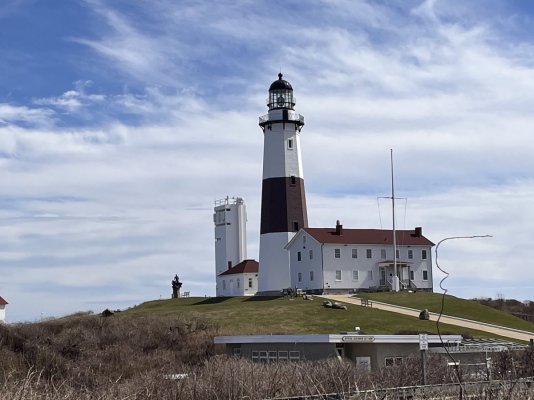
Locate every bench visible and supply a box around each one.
[182,291,190,298]
[360,298,372,308]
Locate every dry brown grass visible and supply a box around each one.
[0,312,533,399]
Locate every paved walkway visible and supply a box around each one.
[320,294,534,342]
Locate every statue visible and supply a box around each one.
[172,275,183,299]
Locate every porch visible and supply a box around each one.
[377,261,416,291]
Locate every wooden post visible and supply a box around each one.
[421,349,427,385]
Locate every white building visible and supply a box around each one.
[217,259,259,297]
[258,74,308,294]
[0,296,7,323]
[213,197,247,296]
[286,222,434,293]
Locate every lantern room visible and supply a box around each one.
[267,73,295,110]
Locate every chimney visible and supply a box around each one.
[414,227,422,237]
[335,220,343,235]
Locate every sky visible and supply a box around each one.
[1,0,534,322]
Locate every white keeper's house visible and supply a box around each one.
[286,221,434,293]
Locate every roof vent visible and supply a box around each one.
[414,227,422,237]
[336,220,343,235]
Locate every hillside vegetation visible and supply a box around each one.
[124,296,515,339]
[2,298,534,399]
[357,292,534,332]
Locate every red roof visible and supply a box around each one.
[0,296,8,305]
[303,228,434,246]
[219,259,259,276]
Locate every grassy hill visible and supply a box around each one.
[357,292,534,332]
[123,296,523,340]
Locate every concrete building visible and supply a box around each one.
[215,333,461,370]
[214,197,247,296]
[258,73,308,294]
[217,259,259,297]
[286,222,434,293]
[215,334,528,371]
[0,296,7,323]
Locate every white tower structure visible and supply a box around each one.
[214,197,247,295]
[257,73,308,294]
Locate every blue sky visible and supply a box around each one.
[2,0,534,322]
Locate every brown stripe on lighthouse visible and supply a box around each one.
[260,177,308,234]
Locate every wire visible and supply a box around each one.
[434,235,492,396]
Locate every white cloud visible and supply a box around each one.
[0,103,55,128]
[34,81,106,112]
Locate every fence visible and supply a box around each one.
[269,377,534,400]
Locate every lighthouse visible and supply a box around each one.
[257,73,308,294]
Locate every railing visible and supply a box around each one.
[258,112,304,125]
[385,277,393,290]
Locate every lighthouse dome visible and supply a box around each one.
[269,73,293,91]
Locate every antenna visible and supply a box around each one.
[391,149,398,292]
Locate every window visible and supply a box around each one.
[293,221,299,232]
[352,270,359,281]
[381,249,386,259]
[259,351,268,362]
[268,351,277,362]
[422,270,429,281]
[278,351,288,360]
[223,280,226,290]
[368,270,373,281]
[409,270,414,281]
[287,139,294,149]
[335,270,342,281]
[237,278,240,288]
[227,261,232,269]
[385,357,403,367]
[298,272,302,282]
[252,351,259,361]
[289,351,300,361]
[334,248,341,258]
[366,249,372,259]
[352,248,358,258]
[309,249,313,260]
[422,249,427,260]
[297,251,302,261]
[396,249,400,259]
[290,175,296,186]
[310,271,314,281]
[408,249,413,259]
[233,347,241,356]
[248,278,253,288]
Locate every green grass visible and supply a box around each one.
[357,292,534,332]
[124,296,515,340]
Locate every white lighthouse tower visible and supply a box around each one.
[258,74,308,294]
[213,197,247,296]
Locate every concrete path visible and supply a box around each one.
[320,294,534,342]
